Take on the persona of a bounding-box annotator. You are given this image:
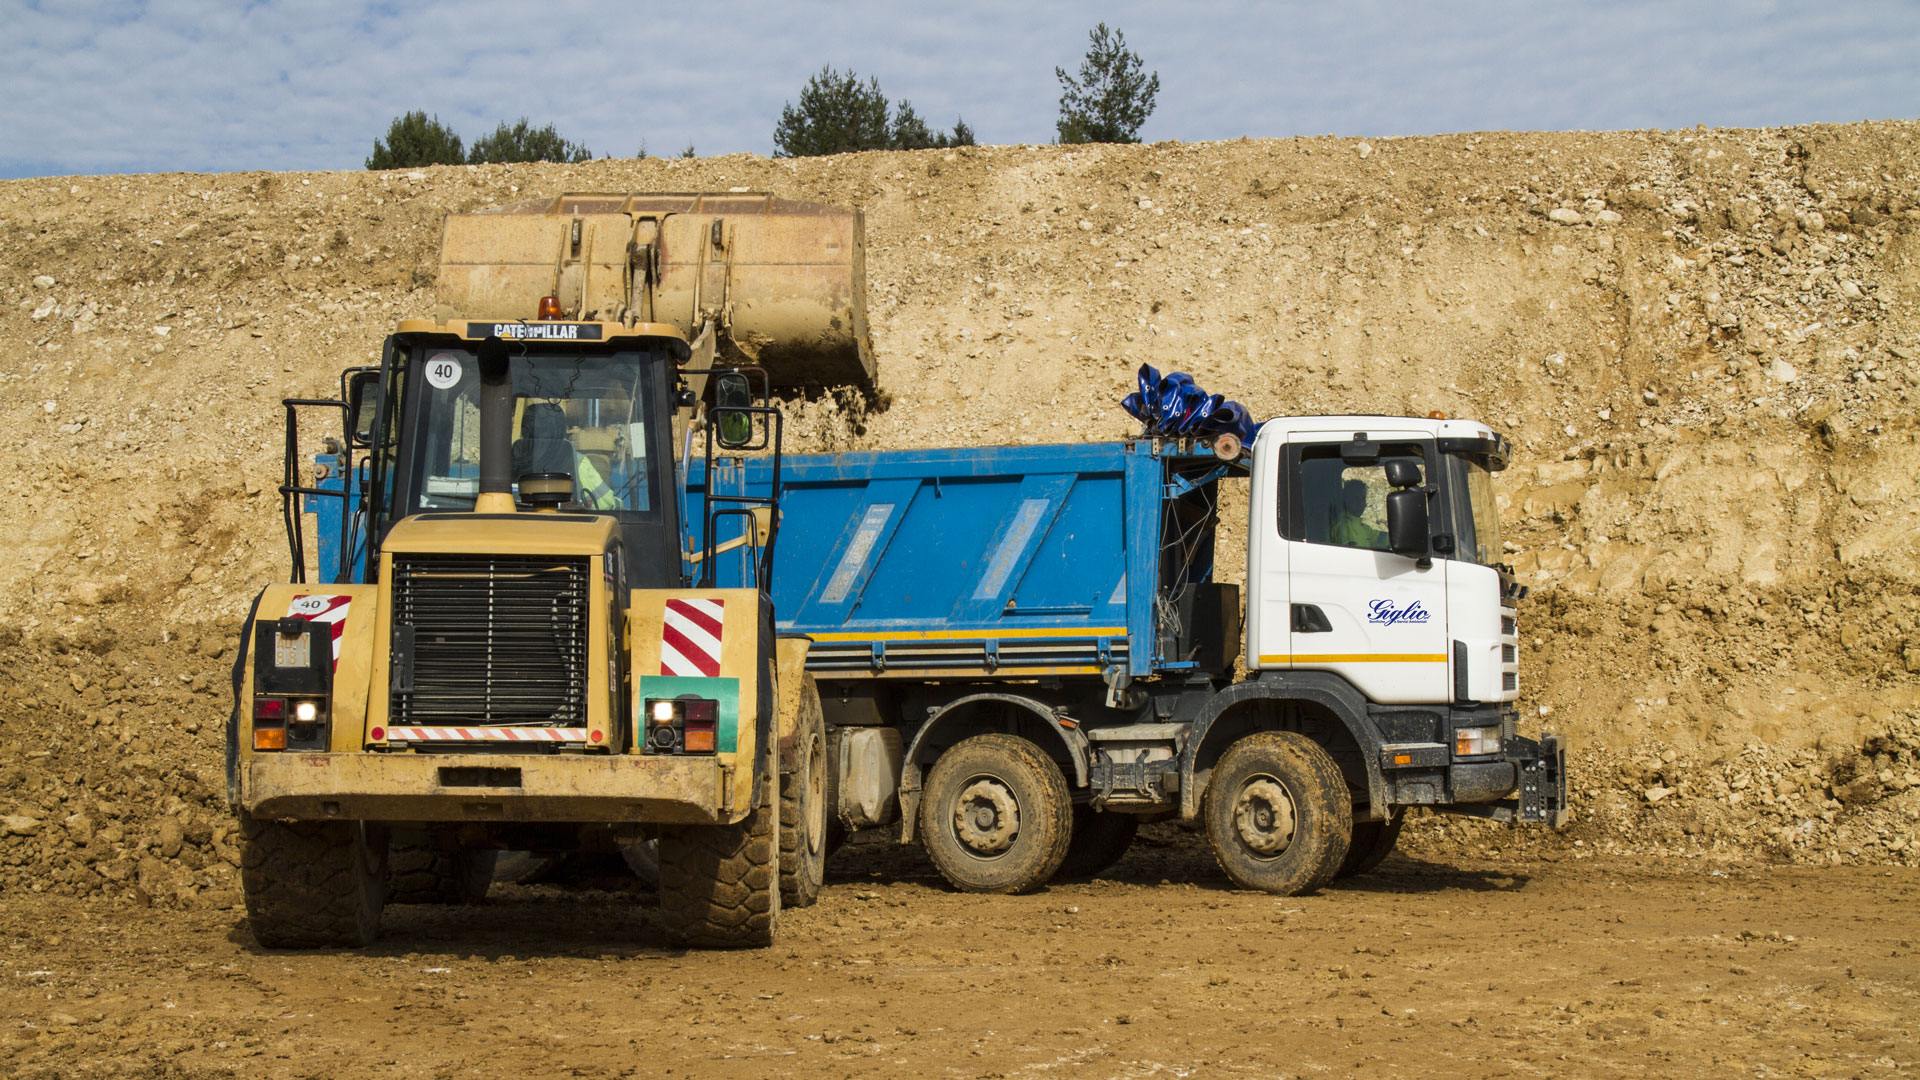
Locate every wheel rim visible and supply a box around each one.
[952,775,1020,857]
[1232,774,1297,859]
[804,731,828,858]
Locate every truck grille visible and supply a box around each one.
[390,554,591,728]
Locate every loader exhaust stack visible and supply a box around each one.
[474,336,516,515]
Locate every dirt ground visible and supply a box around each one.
[4,122,1918,879]
[2,833,1914,1079]
[4,123,1920,1077]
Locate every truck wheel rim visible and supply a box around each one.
[804,733,827,857]
[952,777,1020,856]
[1232,776,1296,858]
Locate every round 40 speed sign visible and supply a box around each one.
[425,353,463,389]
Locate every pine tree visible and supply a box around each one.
[1055,23,1160,144]
[466,118,592,164]
[774,68,893,156]
[365,111,465,170]
[775,68,976,155]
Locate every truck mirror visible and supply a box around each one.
[347,371,380,448]
[1340,436,1379,465]
[714,371,755,449]
[1383,459,1421,489]
[1386,489,1428,558]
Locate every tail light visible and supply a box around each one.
[253,618,333,752]
[645,697,720,754]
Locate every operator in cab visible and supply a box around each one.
[1329,478,1388,550]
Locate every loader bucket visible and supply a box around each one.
[434,192,874,391]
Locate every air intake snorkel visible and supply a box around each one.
[474,335,516,514]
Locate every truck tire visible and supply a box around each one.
[1203,732,1352,895]
[1335,810,1405,879]
[657,770,781,949]
[240,814,386,948]
[779,682,828,908]
[1054,807,1139,880]
[920,734,1072,895]
[387,842,496,905]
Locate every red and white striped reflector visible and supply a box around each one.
[661,597,725,677]
[286,594,351,671]
[382,727,589,743]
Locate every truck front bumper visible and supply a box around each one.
[240,751,737,825]
[1379,733,1570,827]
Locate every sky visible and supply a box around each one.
[3,0,1918,179]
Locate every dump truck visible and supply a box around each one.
[685,425,1568,894]
[229,193,867,948]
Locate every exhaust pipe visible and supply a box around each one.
[474,336,516,515]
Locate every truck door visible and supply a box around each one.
[1277,433,1448,705]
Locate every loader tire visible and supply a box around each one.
[920,734,1073,894]
[240,814,386,949]
[779,679,828,908]
[387,842,495,905]
[1203,732,1352,896]
[657,770,781,949]
[1054,806,1140,881]
[1335,810,1405,879]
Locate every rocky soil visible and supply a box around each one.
[2,842,1917,1079]
[2,122,1919,904]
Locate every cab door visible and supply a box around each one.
[1279,433,1448,705]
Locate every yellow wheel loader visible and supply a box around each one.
[228,193,868,948]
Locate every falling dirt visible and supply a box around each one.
[2,122,1919,1075]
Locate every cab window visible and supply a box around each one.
[1285,442,1427,551]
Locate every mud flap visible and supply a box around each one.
[1515,733,1569,828]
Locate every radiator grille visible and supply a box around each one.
[1502,643,1517,664]
[391,554,590,728]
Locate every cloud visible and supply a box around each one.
[0,0,1915,179]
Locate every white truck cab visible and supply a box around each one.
[1247,416,1519,707]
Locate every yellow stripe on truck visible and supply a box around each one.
[1259,653,1449,664]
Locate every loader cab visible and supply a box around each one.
[362,323,687,587]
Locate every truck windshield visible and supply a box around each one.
[1447,454,1503,565]
[411,348,658,513]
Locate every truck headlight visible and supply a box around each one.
[1454,726,1502,756]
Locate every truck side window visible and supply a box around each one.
[1285,443,1426,550]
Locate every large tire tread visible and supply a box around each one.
[920,733,1073,895]
[1054,807,1140,880]
[658,772,780,949]
[778,680,828,908]
[387,843,495,905]
[1336,810,1405,879]
[1203,731,1353,896]
[240,815,384,949]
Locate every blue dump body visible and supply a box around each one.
[684,441,1229,680]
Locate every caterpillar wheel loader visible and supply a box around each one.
[228,193,870,948]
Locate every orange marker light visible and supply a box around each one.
[254,728,286,751]
[682,727,716,753]
[1393,753,1412,765]
[537,295,564,320]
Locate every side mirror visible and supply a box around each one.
[347,371,380,448]
[1386,489,1429,559]
[713,371,755,449]
[1383,458,1421,489]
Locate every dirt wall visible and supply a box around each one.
[2,122,1918,902]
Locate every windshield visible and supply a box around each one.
[1450,455,1503,565]
[411,348,658,514]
